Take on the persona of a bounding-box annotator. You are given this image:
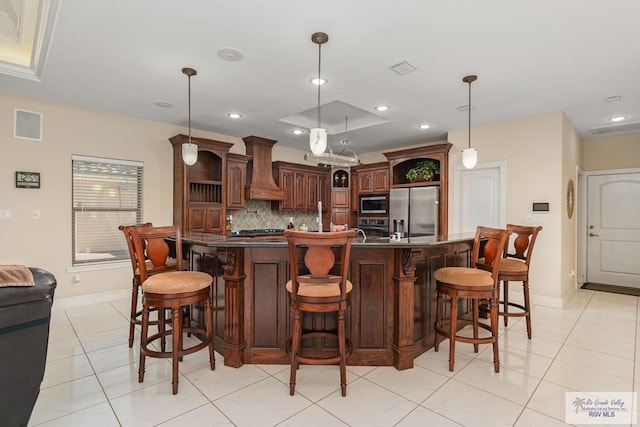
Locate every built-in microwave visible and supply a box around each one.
[359,193,389,216]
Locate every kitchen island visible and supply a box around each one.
[181,232,474,370]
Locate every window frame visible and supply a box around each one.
[71,155,143,266]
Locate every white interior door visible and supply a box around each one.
[586,172,640,287]
[454,161,506,233]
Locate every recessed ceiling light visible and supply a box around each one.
[291,129,304,135]
[375,105,389,112]
[217,47,244,61]
[227,113,242,119]
[604,96,622,103]
[153,100,174,108]
[309,77,327,86]
[610,116,626,122]
[418,124,432,129]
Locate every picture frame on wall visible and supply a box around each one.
[16,171,41,189]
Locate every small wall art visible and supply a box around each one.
[15,171,40,189]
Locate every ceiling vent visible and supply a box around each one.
[590,121,640,136]
[389,61,417,76]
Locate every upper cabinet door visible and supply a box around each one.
[279,169,295,211]
[357,166,389,194]
[358,172,373,193]
[294,171,307,210]
[226,156,247,210]
[372,169,389,193]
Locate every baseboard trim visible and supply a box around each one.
[530,294,565,309]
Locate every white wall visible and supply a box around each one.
[448,112,569,306]
[582,133,640,171]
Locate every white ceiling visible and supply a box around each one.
[1,0,639,154]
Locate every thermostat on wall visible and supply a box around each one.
[532,202,549,212]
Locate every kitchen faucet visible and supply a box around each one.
[356,228,367,242]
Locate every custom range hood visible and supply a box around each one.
[243,135,285,201]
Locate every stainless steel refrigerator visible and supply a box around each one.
[389,187,439,237]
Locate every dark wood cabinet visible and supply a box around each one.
[169,134,232,233]
[272,161,330,215]
[319,173,331,226]
[277,168,295,210]
[226,153,249,210]
[354,162,389,194]
[293,171,306,210]
[330,169,351,227]
[348,248,394,365]
[333,188,349,208]
[188,206,223,233]
[384,142,452,235]
[305,173,318,211]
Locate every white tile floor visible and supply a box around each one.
[29,288,639,426]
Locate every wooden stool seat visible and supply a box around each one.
[434,267,494,290]
[495,258,528,274]
[142,271,211,294]
[434,226,511,372]
[285,230,356,397]
[131,225,215,395]
[285,278,353,298]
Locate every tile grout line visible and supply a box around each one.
[511,290,595,425]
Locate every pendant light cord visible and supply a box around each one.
[467,79,471,150]
[188,73,192,144]
[462,75,477,150]
[317,42,322,128]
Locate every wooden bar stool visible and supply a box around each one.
[130,225,215,394]
[284,230,356,397]
[119,223,158,348]
[433,226,511,372]
[497,224,542,338]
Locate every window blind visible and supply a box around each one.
[72,155,143,265]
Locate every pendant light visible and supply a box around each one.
[305,115,359,167]
[181,67,198,166]
[462,74,478,169]
[309,32,328,155]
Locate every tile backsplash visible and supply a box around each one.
[228,199,320,231]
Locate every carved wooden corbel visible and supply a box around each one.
[401,248,422,277]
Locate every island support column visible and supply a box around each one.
[392,248,422,370]
[217,247,246,367]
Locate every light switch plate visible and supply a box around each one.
[0,209,12,219]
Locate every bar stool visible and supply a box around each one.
[130,225,215,394]
[496,224,542,338]
[433,226,511,372]
[284,229,356,397]
[119,223,158,348]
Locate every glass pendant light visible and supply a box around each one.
[181,67,198,166]
[309,32,328,155]
[462,74,478,169]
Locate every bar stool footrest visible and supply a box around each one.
[141,326,211,359]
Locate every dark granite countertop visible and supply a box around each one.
[181,231,475,248]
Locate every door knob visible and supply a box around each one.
[589,233,599,237]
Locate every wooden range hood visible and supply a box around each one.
[243,136,285,201]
